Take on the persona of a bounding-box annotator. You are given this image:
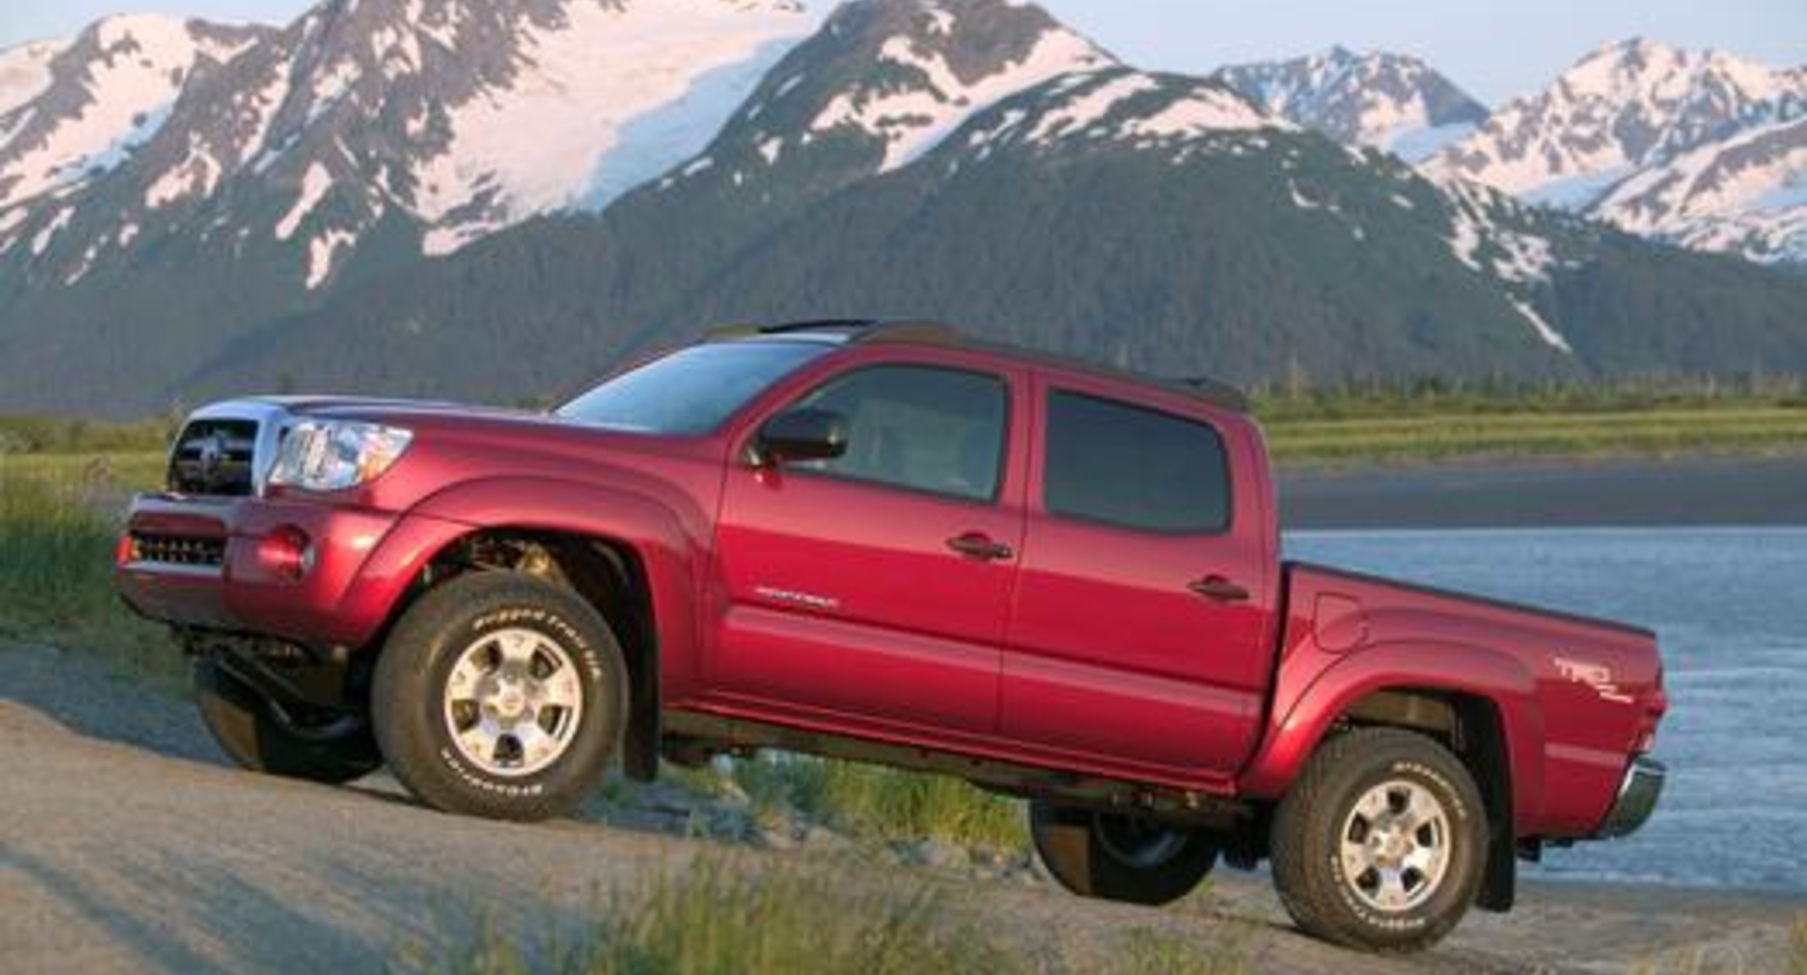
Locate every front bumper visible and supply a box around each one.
[1595,756,1665,839]
[116,493,457,650]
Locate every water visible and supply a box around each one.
[1285,527,1807,895]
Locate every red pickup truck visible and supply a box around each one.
[117,320,1666,952]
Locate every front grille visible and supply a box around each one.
[168,419,258,496]
[131,533,226,567]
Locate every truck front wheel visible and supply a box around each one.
[194,659,382,784]
[372,572,628,822]
[1269,727,1486,953]
[1029,800,1219,905]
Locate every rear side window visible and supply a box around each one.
[1043,391,1230,533]
[795,365,1007,503]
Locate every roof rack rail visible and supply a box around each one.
[1170,375,1250,412]
[705,319,964,345]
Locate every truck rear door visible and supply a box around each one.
[998,373,1279,779]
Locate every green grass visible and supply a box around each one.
[0,413,173,455]
[1253,377,1807,466]
[1263,405,1807,466]
[684,754,1028,853]
[1114,926,1249,975]
[0,457,178,684]
[412,856,1019,975]
[411,856,1248,975]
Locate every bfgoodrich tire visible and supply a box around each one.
[1269,728,1487,953]
[194,659,382,784]
[371,571,627,822]
[1029,800,1219,906]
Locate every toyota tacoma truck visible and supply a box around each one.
[117,320,1667,952]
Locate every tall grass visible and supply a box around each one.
[415,856,1248,975]
[0,459,177,683]
[727,755,1026,852]
[418,857,1020,975]
[0,413,173,455]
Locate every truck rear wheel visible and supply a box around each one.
[194,659,381,784]
[1270,727,1486,953]
[371,572,628,822]
[1029,800,1219,905]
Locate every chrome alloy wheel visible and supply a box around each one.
[1339,779,1453,912]
[1095,814,1192,870]
[442,627,585,777]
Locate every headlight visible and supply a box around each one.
[268,420,413,492]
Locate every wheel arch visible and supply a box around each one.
[1239,641,1547,911]
[356,476,711,782]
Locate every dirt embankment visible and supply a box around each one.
[0,643,1800,975]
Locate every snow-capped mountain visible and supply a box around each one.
[1216,47,1487,162]
[1594,114,1807,263]
[653,0,1113,207]
[0,0,820,295]
[4,0,1807,415]
[0,15,268,213]
[1428,39,1804,202]
[1424,39,1807,263]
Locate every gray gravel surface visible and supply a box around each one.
[1,643,1799,974]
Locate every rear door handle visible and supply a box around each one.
[946,532,1013,562]
[1188,575,1250,603]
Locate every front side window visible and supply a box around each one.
[558,341,831,435]
[1043,390,1230,533]
[793,365,1008,503]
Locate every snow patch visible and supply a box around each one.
[413,0,817,253]
[0,39,66,124]
[1117,88,1273,141]
[1509,297,1573,353]
[30,206,71,255]
[275,162,333,240]
[305,227,357,289]
[1381,120,1474,163]
[757,136,782,164]
[811,27,1110,171]
[1027,73,1159,142]
[0,15,208,210]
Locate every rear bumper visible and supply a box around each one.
[1595,756,1665,839]
[116,493,465,649]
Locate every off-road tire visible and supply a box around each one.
[1270,727,1487,953]
[1029,800,1219,906]
[194,658,382,784]
[371,572,627,821]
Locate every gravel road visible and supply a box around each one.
[0,643,1799,975]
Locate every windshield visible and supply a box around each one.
[557,341,832,435]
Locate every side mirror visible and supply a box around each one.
[754,408,848,465]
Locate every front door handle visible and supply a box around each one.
[946,532,1013,562]
[1188,575,1250,603]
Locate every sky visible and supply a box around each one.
[1,0,1802,105]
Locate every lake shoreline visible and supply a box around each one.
[1280,454,1807,530]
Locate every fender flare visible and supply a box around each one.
[1238,639,1547,836]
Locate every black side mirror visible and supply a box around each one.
[755,408,848,465]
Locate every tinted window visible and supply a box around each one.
[794,366,1007,503]
[1044,391,1230,533]
[558,341,830,435]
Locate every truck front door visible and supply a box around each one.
[709,358,1028,735]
